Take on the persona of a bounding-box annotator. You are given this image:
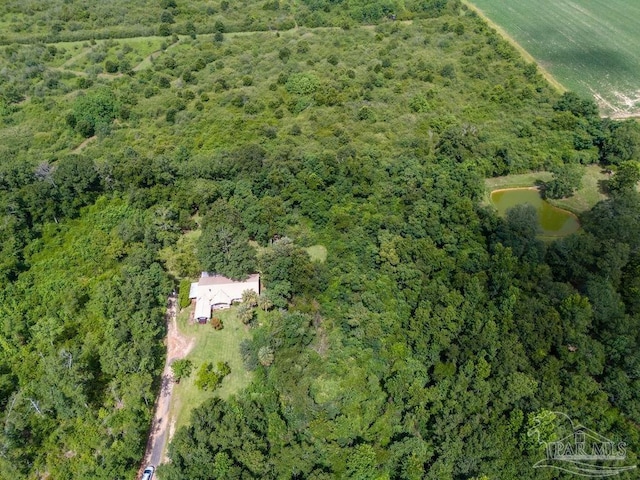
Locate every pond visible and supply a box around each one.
[490,188,580,238]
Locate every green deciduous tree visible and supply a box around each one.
[197,220,256,280]
[598,119,640,165]
[285,72,320,95]
[194,361,229,391]
[553,91,598,118]
[609,160,640,193]
[68,88,118,138]
[544,162,583,199]
[171,359,193,382]
[195,362,220,391]
[52,154,102,217]
[158,23,172,36]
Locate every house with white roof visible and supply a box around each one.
[189,272,260,322]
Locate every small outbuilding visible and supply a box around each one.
[189,272,260,323]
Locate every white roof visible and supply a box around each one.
[190,273,260,319]
[189,282,199,298]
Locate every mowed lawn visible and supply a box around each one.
[465,0,640,118]
[170,305,253,432]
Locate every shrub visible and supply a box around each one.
[75,118,94,137]
[166,108,177,124]
[193,58,206,71]
[440,63,456,79]
[263,126,277,139]
[244,101,262,114]
[409,94,430,113]
[160,10,175,24]
[195,361,230,390]
[171,359,193,382]
[158,23,172,36]
[182,70,195,84]
[69,89,118,138]
[290,124,302,136]
[231,95,247,107]
[195,363,220,390]
[178,279,192,308]
[358,106,374,121]
[217,361,231,377]
[258,346,275,367]
[144,86,157,98]
[118,105,130,120]
[240,339,258,371]
[214,78,229,91]
[162,56,177,70]
[157,75,171,88]
[278,47,291,62]
[287,97,312,114]
[76,77,93,89]
[104,60,119,73]
[65,112,77,129]
[285,73,320,95]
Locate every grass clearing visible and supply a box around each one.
[60,36,168,74]
[466,0,640,118]
[485,165,609,214]
[170,305,253,432]
[305,244,327,263]
[551,165,609,213]
[485,171,553,191]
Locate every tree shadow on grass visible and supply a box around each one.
[535,179,548,198]
[598,179,611,195]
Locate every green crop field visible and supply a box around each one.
[465,0,640,118]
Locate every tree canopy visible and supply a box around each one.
[1,1,640,479]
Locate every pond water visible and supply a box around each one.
[490,188,580,238]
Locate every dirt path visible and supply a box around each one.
[133,50,162,72]
[140,294,194,476]
[61,46,92,68]
[72,135,96,153]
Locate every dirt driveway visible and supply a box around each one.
[140,294,194,477]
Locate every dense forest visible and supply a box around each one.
[1,0,640,478]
